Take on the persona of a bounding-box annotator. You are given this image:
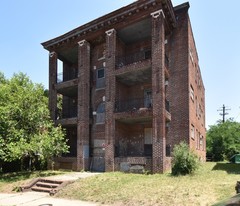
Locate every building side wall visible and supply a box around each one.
[167,8,190,150]
[187,17,206,160]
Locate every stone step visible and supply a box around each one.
[31,186,53,193]
[21,178,69,195]
[39,179,63,185]
[36,182,60,188]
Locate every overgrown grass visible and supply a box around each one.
[1,163,240,205]
[0,170,64,193]
[56,162,240,206]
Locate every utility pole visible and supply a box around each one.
[217,104,230,123]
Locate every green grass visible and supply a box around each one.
[1,163,240,205]
[56,162,240,206]
[0,170,65,193]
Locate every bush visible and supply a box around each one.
[172,142,200,176]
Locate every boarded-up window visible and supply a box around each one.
[96,68,105,89]
[96,102,105,124]
[144,128,152,144]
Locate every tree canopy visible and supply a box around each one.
[0,72,69,169]
[207,120,240,161]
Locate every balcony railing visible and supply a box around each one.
[62,107,77,118]
[57,70,78,83]
[116,50,151,69]
[115,98,151,113]
[115,98,170,113]
[116,51,169,70]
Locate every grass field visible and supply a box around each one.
[0,162,240,205]
[56,162,240,206]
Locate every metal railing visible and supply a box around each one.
[61,106,77,118]
[116,50,151,69]
[57,98,77,119]
[116,51,169,70]
[115,98,170,113]
[115,98,151,113]
[57,70,78,83]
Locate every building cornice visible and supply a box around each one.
[41,0,176,50]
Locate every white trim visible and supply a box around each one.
[78,40,86,47]
[49,52,56,57]
[151,9,165,19]
[105,28,115,36]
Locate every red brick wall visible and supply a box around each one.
[116,122,145,157]
[77,40,91,171]
[187,17,206,160]
[151,11,167,173]
[167,7,190,150]
[167,6,206,160]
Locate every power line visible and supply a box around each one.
[217,104,231,123]
[235,107,240,120]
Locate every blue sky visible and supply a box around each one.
[0,0,240,128]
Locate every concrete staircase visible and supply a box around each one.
[21,178,72,195]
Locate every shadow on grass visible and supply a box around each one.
[213,193,240,206]
[0,171,63,183]
[212,163,240,174]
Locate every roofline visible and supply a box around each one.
[174,2,190,12]
[41,0,177,50]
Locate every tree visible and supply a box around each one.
[172,142,199,176]
[0,72,69,170]
[207,120,240,161]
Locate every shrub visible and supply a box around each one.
[172,142,200,176]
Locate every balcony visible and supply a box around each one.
[116,50,151,69]
[56,107,77,119]
[115,98,170,113]
[57,70,78,83]
[115,98,152,113]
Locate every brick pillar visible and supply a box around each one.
[77,40,90,171]
[105,29,116,172]
[49,51,57,122]
[151,10,166,173]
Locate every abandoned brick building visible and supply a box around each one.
[42,0,205,173]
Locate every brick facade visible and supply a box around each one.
[42,0,206,173]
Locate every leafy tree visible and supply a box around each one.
[0,72,69,170]
[172,142,199,176]
[0,72,6,84]
[207,120,240,161]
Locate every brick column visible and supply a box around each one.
[151,10,166,173]
[77,40,90,171]
[105,29,116,172]
[49,51,57,122]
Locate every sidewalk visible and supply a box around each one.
[0,172,102,206]
[0,192,99,206]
